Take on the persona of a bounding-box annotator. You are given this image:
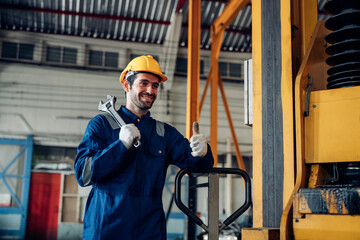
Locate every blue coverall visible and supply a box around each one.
[74,106,214,239]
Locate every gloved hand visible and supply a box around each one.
[190,122,208,157]
[119,124,141,149]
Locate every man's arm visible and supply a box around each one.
[74,115,135,187]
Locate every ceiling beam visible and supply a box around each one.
[0,4,170,25]
[182,23,251,34]
[203,0,252,6]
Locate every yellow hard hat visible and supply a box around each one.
[119,55,167,83]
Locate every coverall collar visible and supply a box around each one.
[120,105,151,121]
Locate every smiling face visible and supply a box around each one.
[122,72,160,117]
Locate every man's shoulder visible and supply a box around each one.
[87,114,114,129]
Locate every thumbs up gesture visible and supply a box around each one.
[190,122,208,157]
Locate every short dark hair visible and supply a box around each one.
[126,74,137,88]
[125,71,161,89]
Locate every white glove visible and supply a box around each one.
[190,122,208,157]
[119,124,141,149]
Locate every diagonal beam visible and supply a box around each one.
[3,147,25,173]
[199,68,212,113]
[218,73,246,170]
[200,0,249,167]
[212,0,250,36]
[0,176,22,209]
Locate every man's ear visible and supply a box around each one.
[122,79,130,92]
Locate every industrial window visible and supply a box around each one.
[219,62,228,77]
[88,50,118,68]
[63,47,77,64]
[105,52,118,68]
[229,63,241,78]
[46,46,61,62]
[19,43,34,60]
[175,57,204,75]
[1,41,34,60]
[219,62,242,80]
[89,50,103,66]
[46,46,77,64]
[176,57,187,73]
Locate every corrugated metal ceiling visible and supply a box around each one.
[0,0,330,53]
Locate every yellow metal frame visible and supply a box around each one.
[251,0,295,230]
[251,0,263,228]
[186,0,201,139]
[280,0,295,213]
[198,0,249,169]
[280,21,330,239]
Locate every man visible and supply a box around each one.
[74,55,214,239]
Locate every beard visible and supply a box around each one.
[131,92,156,110]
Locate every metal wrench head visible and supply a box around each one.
[97,95,141,148]
[98,95,117,112]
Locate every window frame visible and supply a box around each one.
[175,57,205,76]
[218,61,243,81]
[1,41,35,61]
[45,45,78,65]
[87,48,119,69]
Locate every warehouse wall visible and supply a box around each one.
[0,30,252,153]
[0,30,252,238]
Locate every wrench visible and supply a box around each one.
[98,95,141,148]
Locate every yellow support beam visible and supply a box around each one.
[186,0,201,139]
[281,0,295,216]
[251,0,263,228]
[212,0,249,36]
[251,0,294,232]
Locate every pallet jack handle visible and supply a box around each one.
[175,167,252,233]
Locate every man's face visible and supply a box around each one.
[125,73,160,111]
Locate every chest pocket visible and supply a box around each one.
[148,120,166,158]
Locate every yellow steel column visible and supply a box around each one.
[281,0,294,213]
[186,0,201,139]
[186,1,201,238]
[252,0,263,228]
[280,1,318,239]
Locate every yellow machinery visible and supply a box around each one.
[243,0,360,239]
[184,0,360,239]
[281,0,360,238]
